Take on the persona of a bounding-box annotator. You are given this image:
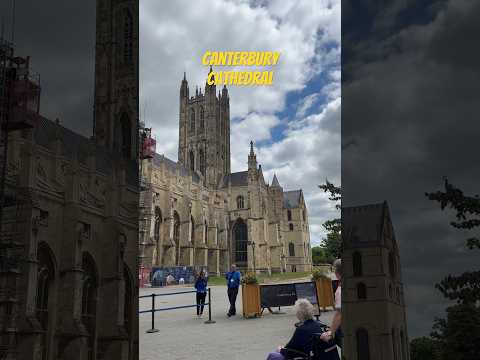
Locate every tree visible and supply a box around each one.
[425,179,480,304]
[430,303,480,360]
[410,337,441,360]
[423,179,480,359]
[311,246,329,265]
[318,180,342,262]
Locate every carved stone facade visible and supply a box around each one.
[342,202,409,360]
[0,1,139,359]
[139,73,313,275]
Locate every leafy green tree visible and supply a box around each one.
[311,246,328,265]
[425,179,480,304]
[424,179,480,359]
[430,303,480,360]
[318,180,341,262]
[410,337,441,360]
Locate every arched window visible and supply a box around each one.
[190,216,195,244]
[356,328,370,360]
[389,283,393,298]
[400,330,406,360]
[289,223,294,231]
[154,207,162,241]
[36,243,55,360]
[199,149,205,176]
[289,242,295,257]
[233,219,248,264]
[392,328,397,360]
[173,211,180,265]
[204,221,208,244]
[353,251,363,276]
[357,282,367,300]
[200,106,205,130]
[236,195,244,209]
[123,10,133,64]
[82,253,98,360]
[190,109,195,134]
[389,252,396,278]
[302,209,306,221]
[189,150,195,172]
[116,113,131,158]
[287,210,292,221]
[123,264,134,358]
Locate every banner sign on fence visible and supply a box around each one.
[294,282,318,305]
[150,266,208,287]
[260,281,318,308]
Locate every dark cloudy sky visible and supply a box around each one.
[0,0,96,136]
[342,0,480,338]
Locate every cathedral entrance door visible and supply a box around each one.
[233,219,248,269]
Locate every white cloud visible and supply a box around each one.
[141,0,340,246]
[296,93,320,118]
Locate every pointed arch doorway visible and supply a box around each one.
[232,219,248,269]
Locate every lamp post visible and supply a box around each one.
[248,240,256,273]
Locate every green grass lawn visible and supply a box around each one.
[207,271,312,286]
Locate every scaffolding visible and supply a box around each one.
[0,38,40,236]
[138,125,156,277]
[0,37,40,360]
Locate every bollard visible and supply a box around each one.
[146,293,160,333]
[204,288,216,324]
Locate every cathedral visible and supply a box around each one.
[0,0,139,359]
[139,70,313,275]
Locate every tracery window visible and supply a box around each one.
[236,195,244,209]
[289,242,295,256]
[353,251,363,276]
[154,207,162,241]
[123,10,133,64]
[190,109,195,134]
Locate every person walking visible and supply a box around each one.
[194,270,208,318]
[225,264,241,317]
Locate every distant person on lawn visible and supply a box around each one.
[194,270,208,317]
[225,264,241,317]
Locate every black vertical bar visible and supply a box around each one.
[151,293,155,329]
[314,281,321,315]
[146,293,159,333]
[204,288,215,324]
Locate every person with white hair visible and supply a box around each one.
[265,299,325,360]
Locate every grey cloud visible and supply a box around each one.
[343,0,480,337]
[0,0,96,136]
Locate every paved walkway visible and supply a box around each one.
[139,285,336,360]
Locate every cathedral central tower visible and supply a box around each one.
[178,68,230,188]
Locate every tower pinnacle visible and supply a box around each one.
[272,173,281,188]
[248,141,257,171]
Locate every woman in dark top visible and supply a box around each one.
[194,270,208,317]
[266,299,326,360]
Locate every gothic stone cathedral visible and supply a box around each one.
[139,71,313,275]
[1,1,139,359]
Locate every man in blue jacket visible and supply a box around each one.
[225,264,241,317]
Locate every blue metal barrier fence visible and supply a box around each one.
[139,287,216,333]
